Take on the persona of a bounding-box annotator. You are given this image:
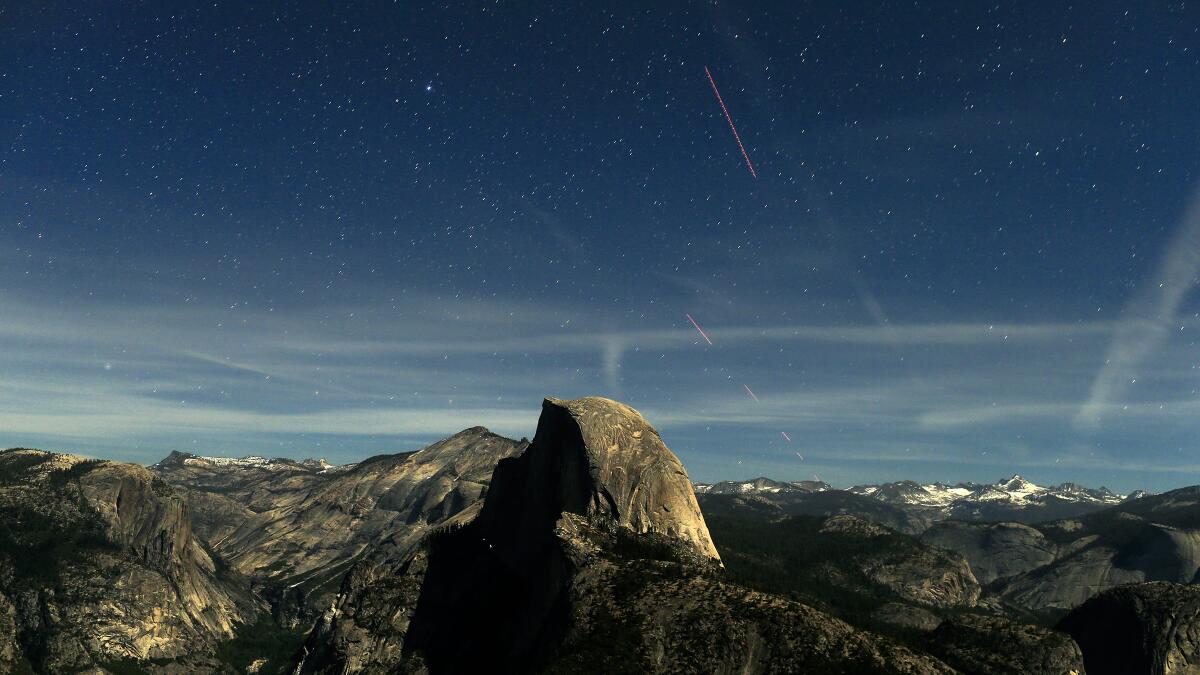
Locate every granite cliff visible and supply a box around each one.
[0,449,260,672]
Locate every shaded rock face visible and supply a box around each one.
[921,521,1058,585]
[298,397,953,674]
[995,543,1146,612]
[1058,581,1200,675]
[930,614,1085,675]
[0,449,259,672]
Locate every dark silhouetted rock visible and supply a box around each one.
[1058,581,1200,675]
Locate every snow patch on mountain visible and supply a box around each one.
[849,474,1125,510]
[694,477,832,495]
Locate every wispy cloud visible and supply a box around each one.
[1075,185,1200,430]
[1,284,1195,491]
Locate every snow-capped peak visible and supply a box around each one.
[698,472,1137,522]
[1000,474,1035,491]
[848,474,1127,511]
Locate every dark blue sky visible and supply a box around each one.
[2,1,1198,492]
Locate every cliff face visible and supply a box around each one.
[0,449,260,672]
[297,397,954,674]
[151,427,528,621]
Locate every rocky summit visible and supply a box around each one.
[2,396,1198,673]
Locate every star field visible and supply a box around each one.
[1,1,1198,492]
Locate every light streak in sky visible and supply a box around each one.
[686,313,714,345]
[704,65,757,178]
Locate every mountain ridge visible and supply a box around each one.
[695,473,1137,526]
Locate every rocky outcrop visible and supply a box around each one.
[0,449,260,672]
[921,520,1058,584]
[297,396,953,674]
[1058,581,1200,675]
[930,614,1085,675]
[872,602,943,631]
[546,513,954,674]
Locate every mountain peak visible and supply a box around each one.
[999,474,1037,491]
[450,425,494,437]
[153,449,197,467]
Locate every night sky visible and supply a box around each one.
[2,2,1198,492]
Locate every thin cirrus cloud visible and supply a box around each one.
[1075,185,1200,430]
[1,288,1196,489]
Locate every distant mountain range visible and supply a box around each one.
[695,474,1139,526]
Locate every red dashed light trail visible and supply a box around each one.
[704,65,757,178]
[686,313,714,346]
[744,384,760,402]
